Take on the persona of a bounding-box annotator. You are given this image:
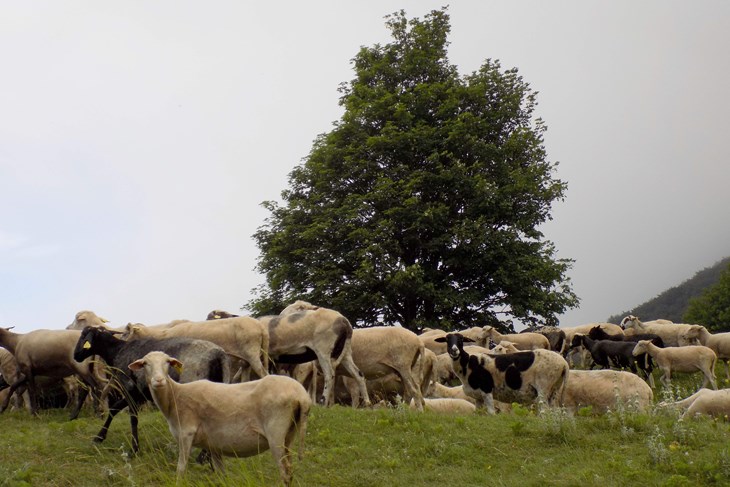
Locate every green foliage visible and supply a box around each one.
[249,8,577,331]
[608,256,730,324]
[684,261,730,331]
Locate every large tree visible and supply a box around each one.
[684,262,730,332]
[248,8,578,332]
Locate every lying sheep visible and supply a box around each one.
[490,340,521,354]
[680,325,730,379]
[410,397,476,414]
[561,369,653,413]
[482,326,550,351]
[435,333,569,414]
[660,388,730,419]
[632,340,717,390]
[260,303,370,407]
[74,326,231,453]
[129,351,310,486]
[0,327,100,419]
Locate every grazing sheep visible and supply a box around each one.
[632,340,717,390]
[482,326,550,351]
[124,316,269,381]
[561,369,653,413]
[680,325,730,379]
[661,388,730,419]
[435,333,569,414]
[73,326,231,453]
[621,315,695,347]
[0,327,100,419]
[340,327,424,409]
[520,325,566,353]
[129,351,310,486]
[260,304,370,407]
[410,397,476,414]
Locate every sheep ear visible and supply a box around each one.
[128,359,145,371]
[434,336,447,343]
[169,358,183,374]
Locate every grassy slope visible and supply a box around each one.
[2,377,730,486]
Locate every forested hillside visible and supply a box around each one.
[607,256,730,323]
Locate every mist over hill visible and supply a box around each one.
[607,256,730,324]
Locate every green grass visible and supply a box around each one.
[2,373,730,486]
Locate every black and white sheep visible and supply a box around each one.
[434,333,569,414]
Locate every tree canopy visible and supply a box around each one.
[684,262,730,332]
[248,8,578,332]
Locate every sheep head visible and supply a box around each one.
[434,333,474,360]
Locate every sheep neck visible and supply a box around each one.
[0,330,20,355]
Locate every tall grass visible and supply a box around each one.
[1,373,730,486]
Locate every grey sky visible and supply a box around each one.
[2,1,729,333]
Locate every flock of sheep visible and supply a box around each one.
[1,303,730,485]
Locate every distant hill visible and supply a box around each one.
[607,256,730,324]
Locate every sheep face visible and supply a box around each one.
[632,340,650,357]
[621,315,639,329]
[128,352,180,390]
[206,310,239,320]
[434,333,474,360]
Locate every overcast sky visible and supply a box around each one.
[2,1,729,333]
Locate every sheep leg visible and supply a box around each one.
[68,385,90,421]
[176,430,195,478]
[314,352,336,406]
[270,442,293,487]
[397,369,424,411]
[94,396,129,444]
[0,375,28,413]
[336,352,371,408]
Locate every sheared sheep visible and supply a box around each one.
[430,352,457,385]
[259,304,370,407]
[124,316,269,381]
[128,351,310,486]
[559,322,624,361]
[621,315,695,347]
[0,327,100,419]
[490,340,521,354]
[410,397,476,414]
[680,325,730,379]
[482,326,550,351]
[74,326,231,453]
[66,310,112,330]
[632,340,717,390]
[660,388,730,419]
[435,333,569,414]
[520,325,566,353]
[561,369,653,413]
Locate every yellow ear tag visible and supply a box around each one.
[173,364,183,374]
[83,341,91,349]
[213,315,220,319]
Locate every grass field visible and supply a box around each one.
[1,376,730,487]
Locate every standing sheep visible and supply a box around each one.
[129,351,310,486]
[632,340,717,390]
[561,369,654,413]
[680,325,730,379]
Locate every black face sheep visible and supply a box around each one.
[73,326,231,453]
[434,333,569,414]
[129,351,311,486]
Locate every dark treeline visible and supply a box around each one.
[607,256,730,324]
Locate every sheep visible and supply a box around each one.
[124,316,269,381]
[561,369,654,413]
[73,325,231,453]
[490,340,521,354]
[680,325,730,379]
[482,326,550,351]
[418,327,488,355]
[410,397,476,414]
[660,388,730,419]
[0,327,100,419]
[520,325,566,353]
[259,304,370,407]
[128,351,310,486]
[206,310,239,320]
[569,334,655,384]
[430,352,457,385]
[66,310,112,330]
[559,322,624,360]
[0,347,29,411]
[621,315,695,347]
[434,333,569,414]
[632,339,717,390]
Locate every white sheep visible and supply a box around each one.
[680,325,730,379]
[260,303,370,407]
[481,326,549,351]
[621,315,695,347]
[410,397,476,414]
[660,388,730,419]
[489,340,522,355]
[0,327,100,418]
[632,339,717,390]
[129,351,310,486]
[0,347,29,411]
[66,310,112,330]
[561,369,653,413]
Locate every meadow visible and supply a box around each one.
[1,377,730,487]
